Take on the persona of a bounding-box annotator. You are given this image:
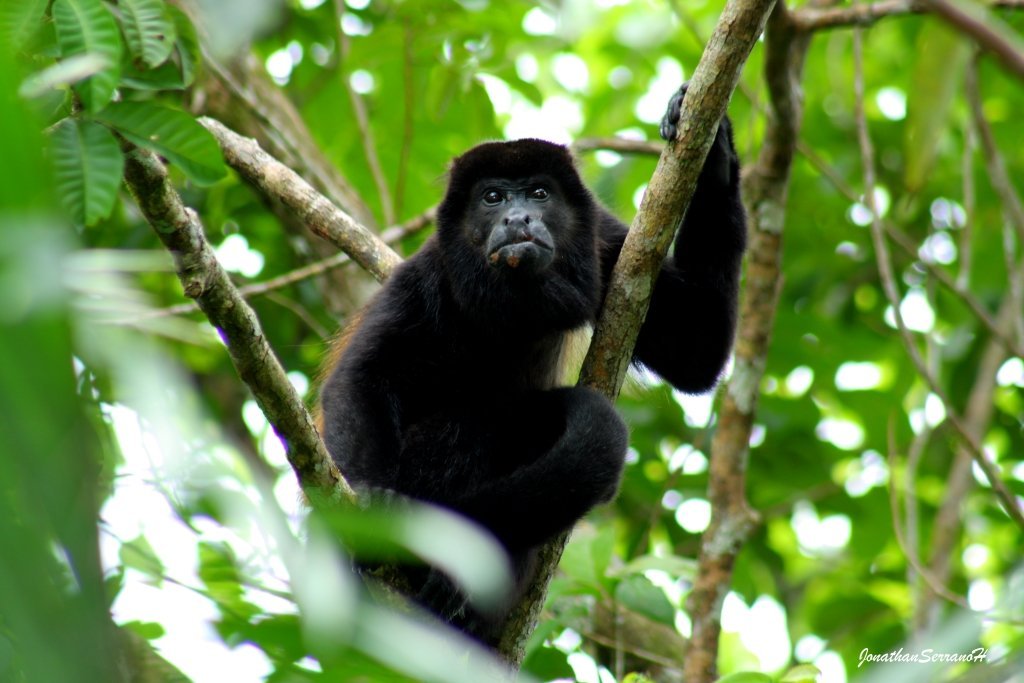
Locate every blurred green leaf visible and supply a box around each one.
[521,646,575,681]
[123,620,167,640]
[904,20,971,191]
[95,101,226,185]
[615,575,676,626]
[612,553,698,580]
[715,672,774,683]
[19,53,111,98]
[120,0,177,68]
[52,0,123,112]
[779,663,822,682]
[169,6,201,86]
[120,534,166,584]
[0,0,48,50]
[51,117,125,226]
[560,526,616,593]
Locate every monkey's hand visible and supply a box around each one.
[659,83,737,188]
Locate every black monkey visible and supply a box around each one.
[318,85,746,644]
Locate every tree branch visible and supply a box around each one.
[129,207,435,324]
[120,141,353,504]
[924,0,1024,82]
[791,0,1024,32]
[199,117,402,282]
[683,3,812,680]
[496,0,778,668]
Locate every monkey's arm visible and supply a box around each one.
[598,108,746,393]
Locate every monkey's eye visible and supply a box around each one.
[529,187,549,200]
[482,190,504,206]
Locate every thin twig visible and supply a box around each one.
[791,0,1024,32]
[886,424,970,610]
[958,121,976,289]
[334,0,395,225]
[121,207,435,324]
[966,55,1024,344]
[924,0,1024,81]
[571,137,663,156]
[853,24,1024,530]
[795,140,1024,359]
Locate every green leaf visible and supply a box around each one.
[51,118,124,226]
[0,0,48,50]
[18,53,110,99]
[715,673,774,683]
[119,534,165,584]
[197,541,259,619]
[623,675,657,683]
[612,553,698,580]
[904,19,971,191]
[52,0,122,113]
[615,575,676,625]
[779,663,823,683]
[120,59,185,91]
[122,620,166,640]
[120,0,177,68]
[521,646,575,681]
[560,526,616,591]
[168,6,201,87]
[95,101,226,185]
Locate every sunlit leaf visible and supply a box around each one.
[51,118,124,226]
[119,535,165,584]
[52,0,122,112]
[120,0,177,68]
[715,672,774,683]
[122,620,167,640]
[780,663,823,682]
[94,101,226,185]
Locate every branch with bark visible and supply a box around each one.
[790,0,1024,32]
[120,140,352,504]
[495,0,778,669]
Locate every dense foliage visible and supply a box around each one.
[1,0,1022,682]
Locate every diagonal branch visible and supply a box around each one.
[199,118,402,282]
[120,141,353,504]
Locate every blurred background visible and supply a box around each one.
[1,0,1023,681]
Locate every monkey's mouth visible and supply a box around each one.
[488,236,553,271]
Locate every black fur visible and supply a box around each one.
[319,84,747,644]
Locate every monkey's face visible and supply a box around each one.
[466,175,572,276]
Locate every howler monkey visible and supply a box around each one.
[318,85,747,644]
